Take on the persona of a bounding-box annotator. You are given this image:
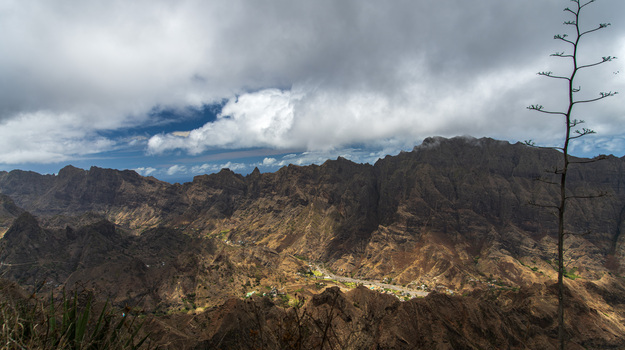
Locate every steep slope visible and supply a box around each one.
[350,137,625,289]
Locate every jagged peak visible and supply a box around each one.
[248,167,261,177]
[217,168,236,175]
[191,167,245,186]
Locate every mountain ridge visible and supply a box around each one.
[2,136,625,348]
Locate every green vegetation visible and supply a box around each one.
[277,293,290,306]
[564,267,580,280]
[341,282,360,289]
[297,267,315,277]
[208,229,231,241]
[314,282,325,290]
[0,290,150,349]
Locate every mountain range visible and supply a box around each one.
[1,136,625,349]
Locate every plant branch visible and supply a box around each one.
[565,191,609,200]
[569,119,585,127]
[573,91,618,104]
[551,52,574,58]
[533,176,559,185]
[580,23,611,37]
[538,71,571,80]
[578,0,597,10]
[554,34,574,45]
[524,140,564,151]
[569,128,596,139]
[578,56,617,70]
[526,105,567,116]
[527,200,560,210]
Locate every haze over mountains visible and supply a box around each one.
[1,136,625,348]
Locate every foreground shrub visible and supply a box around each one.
[0,286,151,350]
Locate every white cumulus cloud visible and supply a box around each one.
[135,167,157,176]
[166,164,187,176]
[148,88,302,154]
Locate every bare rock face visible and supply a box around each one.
[1,136,625,348]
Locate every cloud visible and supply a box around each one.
[135,167,157,176]
[142,1,625,157]
[0,111,115,164]
[148,88,302,154]
[190,162,246,174]
[255,147,395,170]
[134,162,248,179]
[147,65,555,154]
[262,158,277,166]
[571,136,625,156]
[166,164,187,176]
[1,0,624,166]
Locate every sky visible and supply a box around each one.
[1,0,624,183]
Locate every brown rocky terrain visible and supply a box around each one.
[143,282,625,349]
[1,136,625,348]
